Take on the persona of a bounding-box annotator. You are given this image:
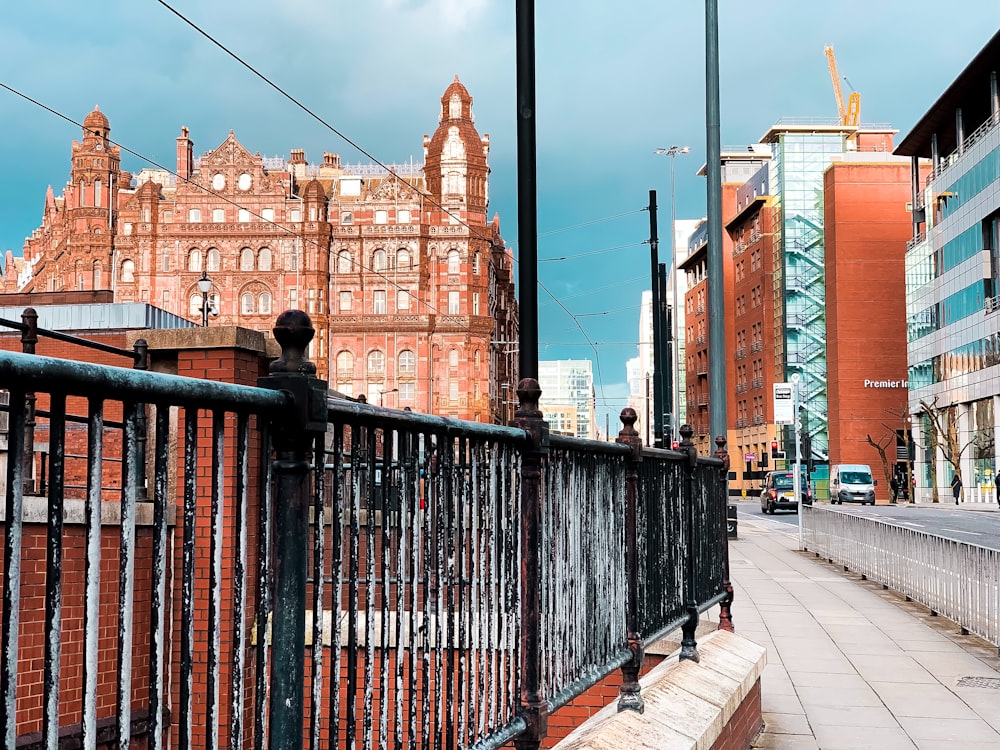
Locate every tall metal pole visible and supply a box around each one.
[793,375,803,549]
[516,0,538,380]
[658,262,672,444]
[705,0,727,443]
[669,151,683,444]
[648,190,663,447]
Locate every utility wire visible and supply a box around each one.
[539,241,643,262]
[537,209,645,238]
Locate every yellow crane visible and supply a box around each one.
[824,45,861,127]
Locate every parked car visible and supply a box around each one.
[759,470,812,514]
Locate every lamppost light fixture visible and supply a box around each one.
[654,145,691,157]
[197,270,213,327]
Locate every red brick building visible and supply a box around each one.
[4,78,517,423]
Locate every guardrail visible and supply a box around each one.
[801,505,999,648]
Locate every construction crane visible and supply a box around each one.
[824,46,861,127]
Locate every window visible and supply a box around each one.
[212,173,226,190]
[338,250,352,274]
[339,291,352,311]
[241,293,255,315]
[123,223,133,236]
[397,249,410,270]
[79,180,85,206]
[399,350,416,375]
[288,288,298,309]
[448,291,460,314]
[449,379,459,401]
[449,349,459,369]
[94,179,102,207]
[161,249,170,272]
[206,248,221,272]
[239,209,250,222]
[92,262,102,289]
[188,249,203,272]
[375,210,388,225]
[368,350,385,374]
[258,292,272,315]
[284,250,298,271]
[238,173,252,191]
[240,248,255,271]
[398,209,410,223]
[189,294,202,317]
[258,247,272,271]
[289,209,301,223]
[336,351,355,379]
[261,208,274,222]
[373,290,387,314]
[473,292,480,315]
[472,252,480,274]
[399,382,415,403]
[397,289,410,311]
[447,249,461,274]
[341,211,353,224]
[372,249,387,272]
[213,209,225,223]
[188,208,201,223]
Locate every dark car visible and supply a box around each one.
[759,470,812,514]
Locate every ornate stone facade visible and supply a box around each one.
[5,78,518,422]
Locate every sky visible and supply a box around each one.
[1,2,998,433]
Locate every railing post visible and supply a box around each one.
[714,435,735,632]
[678,424,700,663]
[616,408,644,713]
[20,308,37,496]
[512,378,549,750]
[258,311,328,750]
[132,339,149,499]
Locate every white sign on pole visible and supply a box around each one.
[773,383,794,425]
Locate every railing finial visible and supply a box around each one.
[270,309,316,375]
[514,377,542,419]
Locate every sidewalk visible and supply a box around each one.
[709,514,1000,749]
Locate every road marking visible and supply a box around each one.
[899,521,925,528]
[941,527,982,535]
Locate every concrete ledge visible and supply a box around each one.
[553,630,766,750]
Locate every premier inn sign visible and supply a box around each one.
[863,379,909,388]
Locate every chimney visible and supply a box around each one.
[290,149,306,164]
[176,126,193,181]
[323,152,340,168]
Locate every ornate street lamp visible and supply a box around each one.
[197,271,213,327]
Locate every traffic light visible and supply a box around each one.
[671,440,680,450]
[771,440,779,459]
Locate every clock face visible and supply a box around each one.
[95,142,103,151]
[212,173,226,190]
[238,173,252,191]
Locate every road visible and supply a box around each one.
[732,499,1000,550]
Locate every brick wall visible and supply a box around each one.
[710,679,762,750]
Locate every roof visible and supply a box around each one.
[895,28,1000,157]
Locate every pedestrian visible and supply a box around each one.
[951,473,962,505]
[889,475,899,503]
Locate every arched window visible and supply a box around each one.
[474,350,480,370]
[206,248,221,272]
[188,249,202,272]
[449,348,459,369]
[120,259,135,282]
[240,248,255,271]
[397,248,410,270]
[258,247,272,271]
[447,249,461,275]
[336,350,355,378]
[258,292,272,315]
[241,293,255,315]
[372,249,387,272]
[94,179,102,208]
[189,294,202,317]
[338,250,353,274]
[93,262,102,289]
[367,350,385,374]
[398,350,416,375]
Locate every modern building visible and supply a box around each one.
[895,29,1000,504]
[4,78,518,423]
[626,290,656,444]
[538,359,596,439]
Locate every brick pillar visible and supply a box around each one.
[127,326,277,750]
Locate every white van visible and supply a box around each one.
[829,464,876,505]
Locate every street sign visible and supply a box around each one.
[773,383,794,424]
[744,452,756,461]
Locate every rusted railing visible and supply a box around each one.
[0,310,730,750]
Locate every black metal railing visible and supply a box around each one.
[0,310,731,750]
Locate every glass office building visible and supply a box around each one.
[896,30,1000,503]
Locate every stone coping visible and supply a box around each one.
[125,325,280,358]
[553,630,766,750]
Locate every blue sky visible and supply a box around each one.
[1,2,998,431]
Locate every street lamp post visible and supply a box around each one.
[655,145,690,443]
[379,388,399,407]
[197,271,213,327]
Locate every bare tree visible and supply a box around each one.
[866,400,910,501]
[865,432,893,496]
[917,397,994,503]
